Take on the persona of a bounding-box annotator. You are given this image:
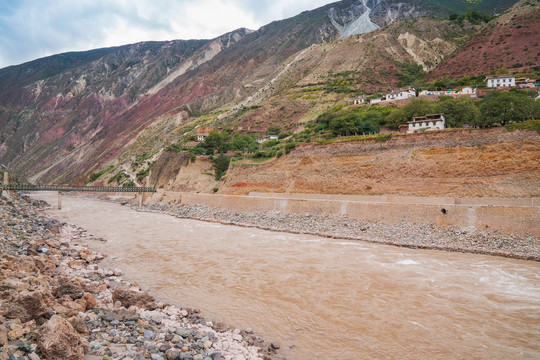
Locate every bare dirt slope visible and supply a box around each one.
[220,128,540,198]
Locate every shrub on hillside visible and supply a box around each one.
[214,154,230,180]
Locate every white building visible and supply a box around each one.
[461,86,475,95]
[407,114,446,134]
[353,95,368,105]
[370,88,416,104]
[257,135,279,144]
[386,87,416,101]
[419,87,476,97]
[485,75,516,88]
[196,126,214,141]
[516,78,537,88]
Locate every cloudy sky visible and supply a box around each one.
[0,0,335,69]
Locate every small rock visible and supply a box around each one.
[176,328,192,338]
[165,349,181,360]
[159,343,171,352]
[8,326,25,341]
[171,335,181,344]
[28,353,41,360]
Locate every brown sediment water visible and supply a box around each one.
[35,193,540,360]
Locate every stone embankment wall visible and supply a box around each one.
[148,191,540,236]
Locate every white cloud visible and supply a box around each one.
[0,0,334,68]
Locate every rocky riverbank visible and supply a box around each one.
[0,194,278,360]
[135,201,540,262]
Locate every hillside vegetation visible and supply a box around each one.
[1,0,538,198]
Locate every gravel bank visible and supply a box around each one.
[0,194,278,360]
[136,202,540,262]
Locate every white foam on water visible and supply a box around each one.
[397,259,419,265]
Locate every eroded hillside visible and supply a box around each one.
[0,0,527,187]
[219,128,540,198]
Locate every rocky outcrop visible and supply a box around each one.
[38,315,87,360]
[14,289,55,322]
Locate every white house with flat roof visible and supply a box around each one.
[369,87,416,104]
[485,75,516,88]
[407,114,446,134]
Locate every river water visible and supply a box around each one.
[35,193,540,359]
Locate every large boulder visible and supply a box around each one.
[38,315,86,360]
[112,288,157,310]
[33,257,58,277]
[14,289,54,322]
[0,325,8,346]
[54,277,85,300]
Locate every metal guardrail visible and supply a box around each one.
[1,184,156,193]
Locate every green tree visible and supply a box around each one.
[316,110,339,127]
[385,108,408,128]
[230,135,258,152]
[436,97,480,127]
[363,109,385,125]
[479,91,533,127]
[262,139,279,148]
[214,154,231,180]
[204,130,224,149]
[329,113,360,136]
[267,125,281,135]
[403,98,438,119]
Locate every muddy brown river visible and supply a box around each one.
[35,193,540,359]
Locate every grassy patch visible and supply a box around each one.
[86,165,114,184]
[505,120,540,134]
[108,170,129,185]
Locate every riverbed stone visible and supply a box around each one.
[54,276,85,300]
[165,348,181,360]
[112,288,157,310]
[0,195,273,360]
[38,315,85,360]
[176,328,192,338]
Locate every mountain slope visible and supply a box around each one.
[422,0,518,15]
[0,30,249,182]
[0,0,520,184]
[427,0,540,79]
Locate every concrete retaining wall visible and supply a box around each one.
[148,191,540,236]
